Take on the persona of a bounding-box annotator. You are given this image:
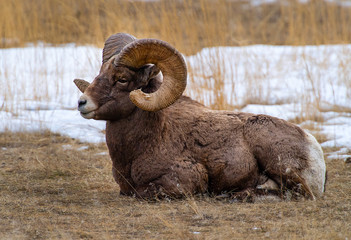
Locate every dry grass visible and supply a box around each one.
[0,131,350,239]
[1,0,351,53]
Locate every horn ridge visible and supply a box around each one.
[102,33,137,64]
[114,38,187,112]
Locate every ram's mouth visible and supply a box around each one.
[80,110,96,119]
[77,94,98,119]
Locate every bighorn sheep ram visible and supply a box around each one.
[74,33,326,200]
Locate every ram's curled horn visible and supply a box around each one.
[102,33,136,64]
[114,39,187,112]
[73,79,90,93]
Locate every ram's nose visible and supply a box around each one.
[78,99,87,108]
[77,95,89,112]
[77,95,97,117]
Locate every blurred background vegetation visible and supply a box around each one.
[1,0,351,54]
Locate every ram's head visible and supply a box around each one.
[74,33,187,120]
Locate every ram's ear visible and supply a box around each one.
[138,65,162,93]
[74,79,90,93]
[136,64,161,88]
[143,64,160,80]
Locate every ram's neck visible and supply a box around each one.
[105,108,165,163]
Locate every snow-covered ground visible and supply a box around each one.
[186,45,351,153]
[1,43,350,160]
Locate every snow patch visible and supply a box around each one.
[1,43,350,158]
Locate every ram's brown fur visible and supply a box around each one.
[75,33,326,200]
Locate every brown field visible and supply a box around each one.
[0,131,350,239]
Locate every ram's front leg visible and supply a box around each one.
[133,162,209,199]
[134,175,184,199]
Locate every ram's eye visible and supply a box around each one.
[118,79,128,84]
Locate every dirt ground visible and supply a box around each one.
[0,131,350,239]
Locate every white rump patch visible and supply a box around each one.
[301,131,326,197]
